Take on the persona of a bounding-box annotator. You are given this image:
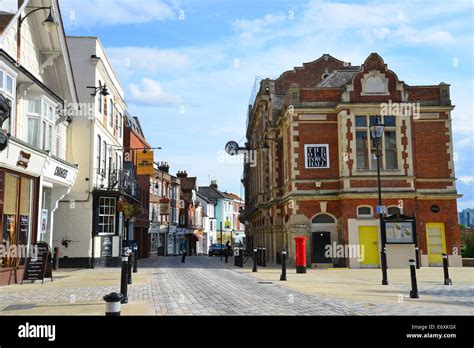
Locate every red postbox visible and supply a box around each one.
[294,236,307,274]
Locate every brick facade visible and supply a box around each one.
[242,53,461,269]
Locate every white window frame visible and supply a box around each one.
[25,96,56,151]
[0,65,17,135]
[98,197,116,235]
[357,205,374,218]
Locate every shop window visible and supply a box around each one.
[312,214,336,224]
[357,206,373,218]
[1,172,35,268]
[98,197,116,235]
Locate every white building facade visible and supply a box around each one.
[53,36,135,267]
[0,0,79,284]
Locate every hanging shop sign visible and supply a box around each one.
[304,144,329,169]
[136,150,154,175]
[159,198,170,215]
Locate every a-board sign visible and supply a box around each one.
[22,242,53,284]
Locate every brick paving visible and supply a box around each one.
[0,256,472,315]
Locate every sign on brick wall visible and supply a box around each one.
[304,144,329,169]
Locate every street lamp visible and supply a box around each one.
[370,116,388,285]
[17,6,60,63]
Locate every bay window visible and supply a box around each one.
[0,68,15,133]
[26,97,56,151]
[355,115,398,170]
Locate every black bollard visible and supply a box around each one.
[442,253,452,285]
[234,248,238,266]
[238,248,243,268]
[414,247,420,269]
[262,247,267,267]
[133,251,138,273]
[104,292,124,316]
[252,248,258,272]
[280,250,287,281]
[409,259,419,299]
[53,247,60,271]
[128,253,133,285]
[181,250,186,263]
[225,249,228,263]
[120,255,129,304]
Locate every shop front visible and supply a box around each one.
[0,138,77,285]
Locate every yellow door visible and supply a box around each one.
[426,223,447,266]
[359,226,379,267]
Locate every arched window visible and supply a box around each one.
[387,206,401,216]
[357,206,373,218]
[312,214,336,224]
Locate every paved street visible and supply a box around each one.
[0,256,472,316]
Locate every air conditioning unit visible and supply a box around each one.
[0,0,18,15]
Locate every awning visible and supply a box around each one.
[193,230,204,241]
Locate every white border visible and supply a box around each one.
[304,144,330,169]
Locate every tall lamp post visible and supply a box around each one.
[371,116,389,286]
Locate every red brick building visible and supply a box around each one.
[123,113,151,259]
[242,53,461,269]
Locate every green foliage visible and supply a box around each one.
[462,234,474,258]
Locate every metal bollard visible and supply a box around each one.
[53,247,60,271]
[252,248,258,272]
[409,259,419,299]
[133,251,138,273]
[442,253,452,285]
[414,246,420,269]
[104,292,124,316]
[280,250,287,281]
[262,247,267,267]
[128,253,133,285]
[120,255,129,304]
[225,249,228,263]
[239,248,243,268]
[181,250,186,263]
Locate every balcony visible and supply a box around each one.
[95,169,141,200]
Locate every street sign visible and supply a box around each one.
[376,205,388,215]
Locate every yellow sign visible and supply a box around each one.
[137,150,154,175]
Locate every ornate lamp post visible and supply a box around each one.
[370,116,389,285]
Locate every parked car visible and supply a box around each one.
[208,243,226,256]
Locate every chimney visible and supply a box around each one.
[158,161,170,173]
[210,180,218,189]
[176,171,188,178]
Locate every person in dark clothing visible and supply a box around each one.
[226,241,232,257]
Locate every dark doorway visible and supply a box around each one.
[312,232,332,263]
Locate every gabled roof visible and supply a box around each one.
[198,186,229,204]
[180,177,197,192]
[196,191,212,204]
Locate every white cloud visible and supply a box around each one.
[459,177,474,186]
[62,0,175,27]
[128,78,182,106]
[107,47,190,76]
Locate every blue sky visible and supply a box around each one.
[60,0,474,209]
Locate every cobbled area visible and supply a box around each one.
[0,256,472,315]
